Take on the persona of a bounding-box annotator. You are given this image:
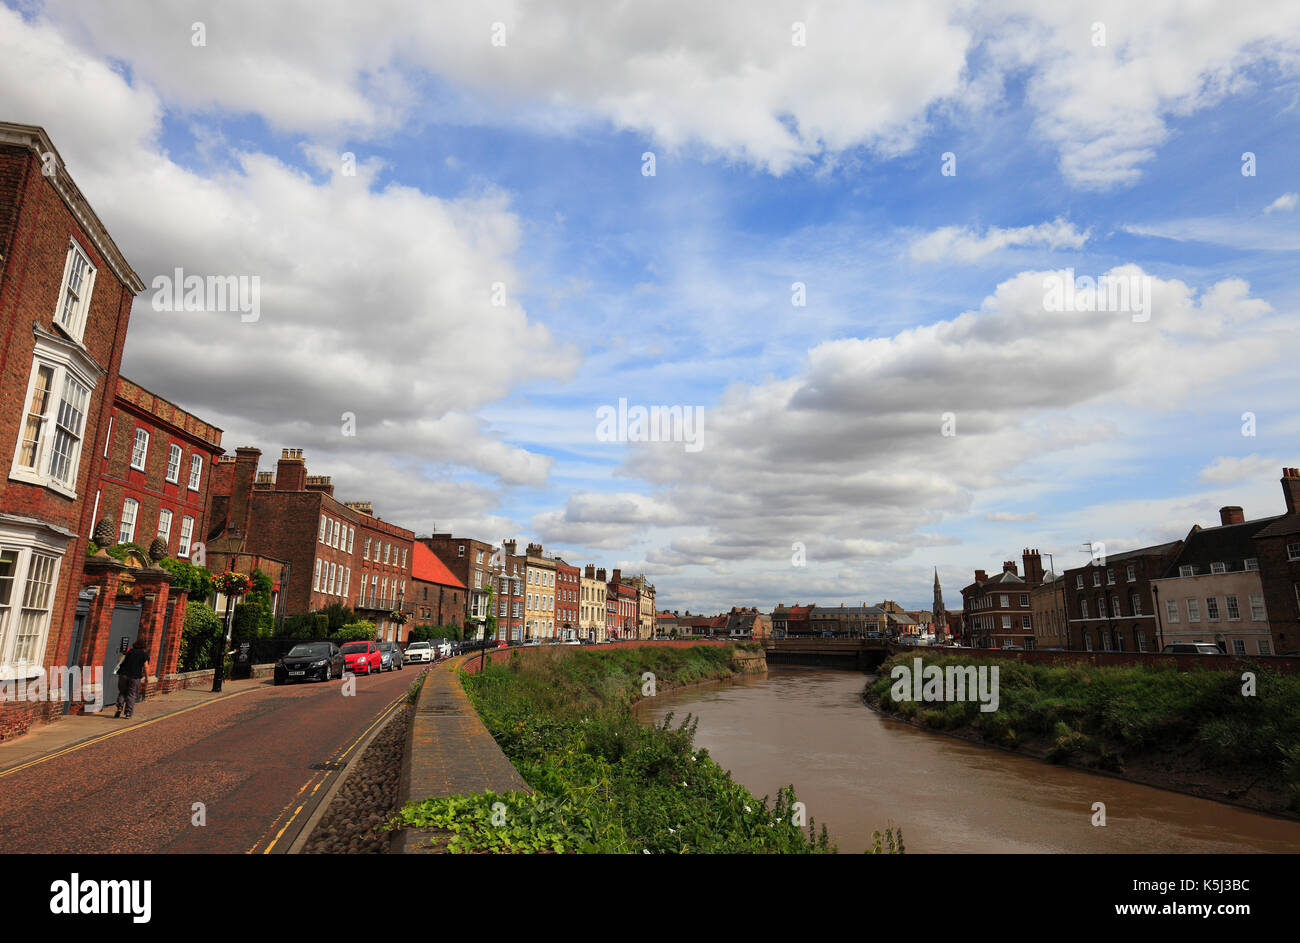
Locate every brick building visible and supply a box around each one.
[1250,469,1300,654]
[961,549,1045,648]
[207,447,414,640]
[807,603,886,637]
[0,122,156,737]
[95,377,222,563]
[1060,541,1180,652]
[1030,572,1069,648]
[419,533,496,631]
[494,547,525,642]
[555,558,579,640]
[410,541,465,634]
[608,568,637,639]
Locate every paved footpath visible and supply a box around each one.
[0,666,419,853]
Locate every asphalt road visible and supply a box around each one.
[0,664,417,853]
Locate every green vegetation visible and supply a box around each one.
[866,652,1300,808]
[391,645,838,853]
[178,600,223,673]
[407,623,463,643]
[335,620,378,643]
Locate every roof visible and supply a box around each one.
[1168,517,1283,576]
[1254,513,1300,540]
[411,542,466,589]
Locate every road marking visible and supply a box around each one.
[0,685,262,780]
[255,691,407,854]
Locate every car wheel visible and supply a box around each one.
[323,664,331,682]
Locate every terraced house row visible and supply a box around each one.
[0,121,665,739]
[960,473,1300,656]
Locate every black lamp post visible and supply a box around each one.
[212,574,248,693]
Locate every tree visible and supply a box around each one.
[178,601,223,673]
[335,620,378,643]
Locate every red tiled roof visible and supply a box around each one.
[411,542,466,589]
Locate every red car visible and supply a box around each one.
[340,640,382,675]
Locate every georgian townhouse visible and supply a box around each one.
[207,447,415,640]
[580,565,607,642]
[0,122,145,736]
[496,540,526,642]
[420,533,495,631]
[607,568,638,639]
[521,542,556,640]
[410,541,465,635]
[961,549,1046,648]
[95,377,222,563]
[1059,541,1181,652]
[555,558,579,640]
[1250,469,1300,654]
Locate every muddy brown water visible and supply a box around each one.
[637,667,1300,853]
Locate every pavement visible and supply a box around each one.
[391,654,531,853]
[0,664,419,853]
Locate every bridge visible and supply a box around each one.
[761,636,890,671]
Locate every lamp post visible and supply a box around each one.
[211,572,249,693]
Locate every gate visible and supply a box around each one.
[102,602,142,695]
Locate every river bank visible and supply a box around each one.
[862,652,1300,820]
[390,643,841,853]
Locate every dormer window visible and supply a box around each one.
[1210,562,1227,574]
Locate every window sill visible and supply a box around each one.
[7,468,78,501]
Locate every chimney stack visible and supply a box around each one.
[596,568,607,582]
[275,448,306,492]
[975,569,988,582]
[1002,560,1018,574]
[503,539,517,557]
[1283,468,1300,516]
[584,564,595,578]
[228,446,261,536]
[1022,548,1044,586]
[1219,506,1245,526]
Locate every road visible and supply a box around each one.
[0,665,417,853]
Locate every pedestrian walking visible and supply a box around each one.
[114,639,149,718]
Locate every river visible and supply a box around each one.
[638,667,1300,853]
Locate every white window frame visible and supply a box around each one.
[319,515,328,543]
[1210,562,1227,574]
[188,454,203,491]
[0,527,67,679]
[157,508,173,547]
[1186,598,1200,622]
[347,527,354,553]
[1288,543,1300,563]
[165,444,182,483]
[104,415,113,458]
[1249,594,1266,621]
[53,239,97,343]
[130,429,149,471]
[10,341,97,498]
[1206,596,1219,620]
[1225,595,1241,621]
[178,516,194,558]
[119,498,139,544]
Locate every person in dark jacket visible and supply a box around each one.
[114,639,149,718]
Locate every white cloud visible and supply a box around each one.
[0,6,578,532]
[1265,192,1299,214]
[29,0,1300,187]
[1198,454,1280,485]
[984,511,1039,522]
[909,218,1089,264]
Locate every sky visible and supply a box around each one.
[2,0,1298,614]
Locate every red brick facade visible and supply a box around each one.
[94,377,222,561]
[0,124,145,738]
[555,559,579,638]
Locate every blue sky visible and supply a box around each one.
[3,0,1298,613]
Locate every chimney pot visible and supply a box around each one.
[1219,506,1245,526]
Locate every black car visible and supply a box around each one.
[274,642,344,684]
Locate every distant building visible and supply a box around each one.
[419,534,497,632]
[555,558,580,640]
[410,542,466,637]
[580,565,607,642]
[962,549,1045,648]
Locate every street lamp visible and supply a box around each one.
[211,571,250,693]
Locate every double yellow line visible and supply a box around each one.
[255,692,406,854]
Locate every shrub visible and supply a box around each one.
[335,621,377,643]
[178,601,223,673]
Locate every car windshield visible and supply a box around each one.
[408,643,430,649]
[340,643,369,654]
[287,644,329,657]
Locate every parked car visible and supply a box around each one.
[274,642,344,685]
[377,641,403,671]
[437,641,452,659]
[1161,642,1223,655]
[404,641,434,664]
[340,640,382,675]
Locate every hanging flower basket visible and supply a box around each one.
[389,610,409,624]
[213,571,252,596]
